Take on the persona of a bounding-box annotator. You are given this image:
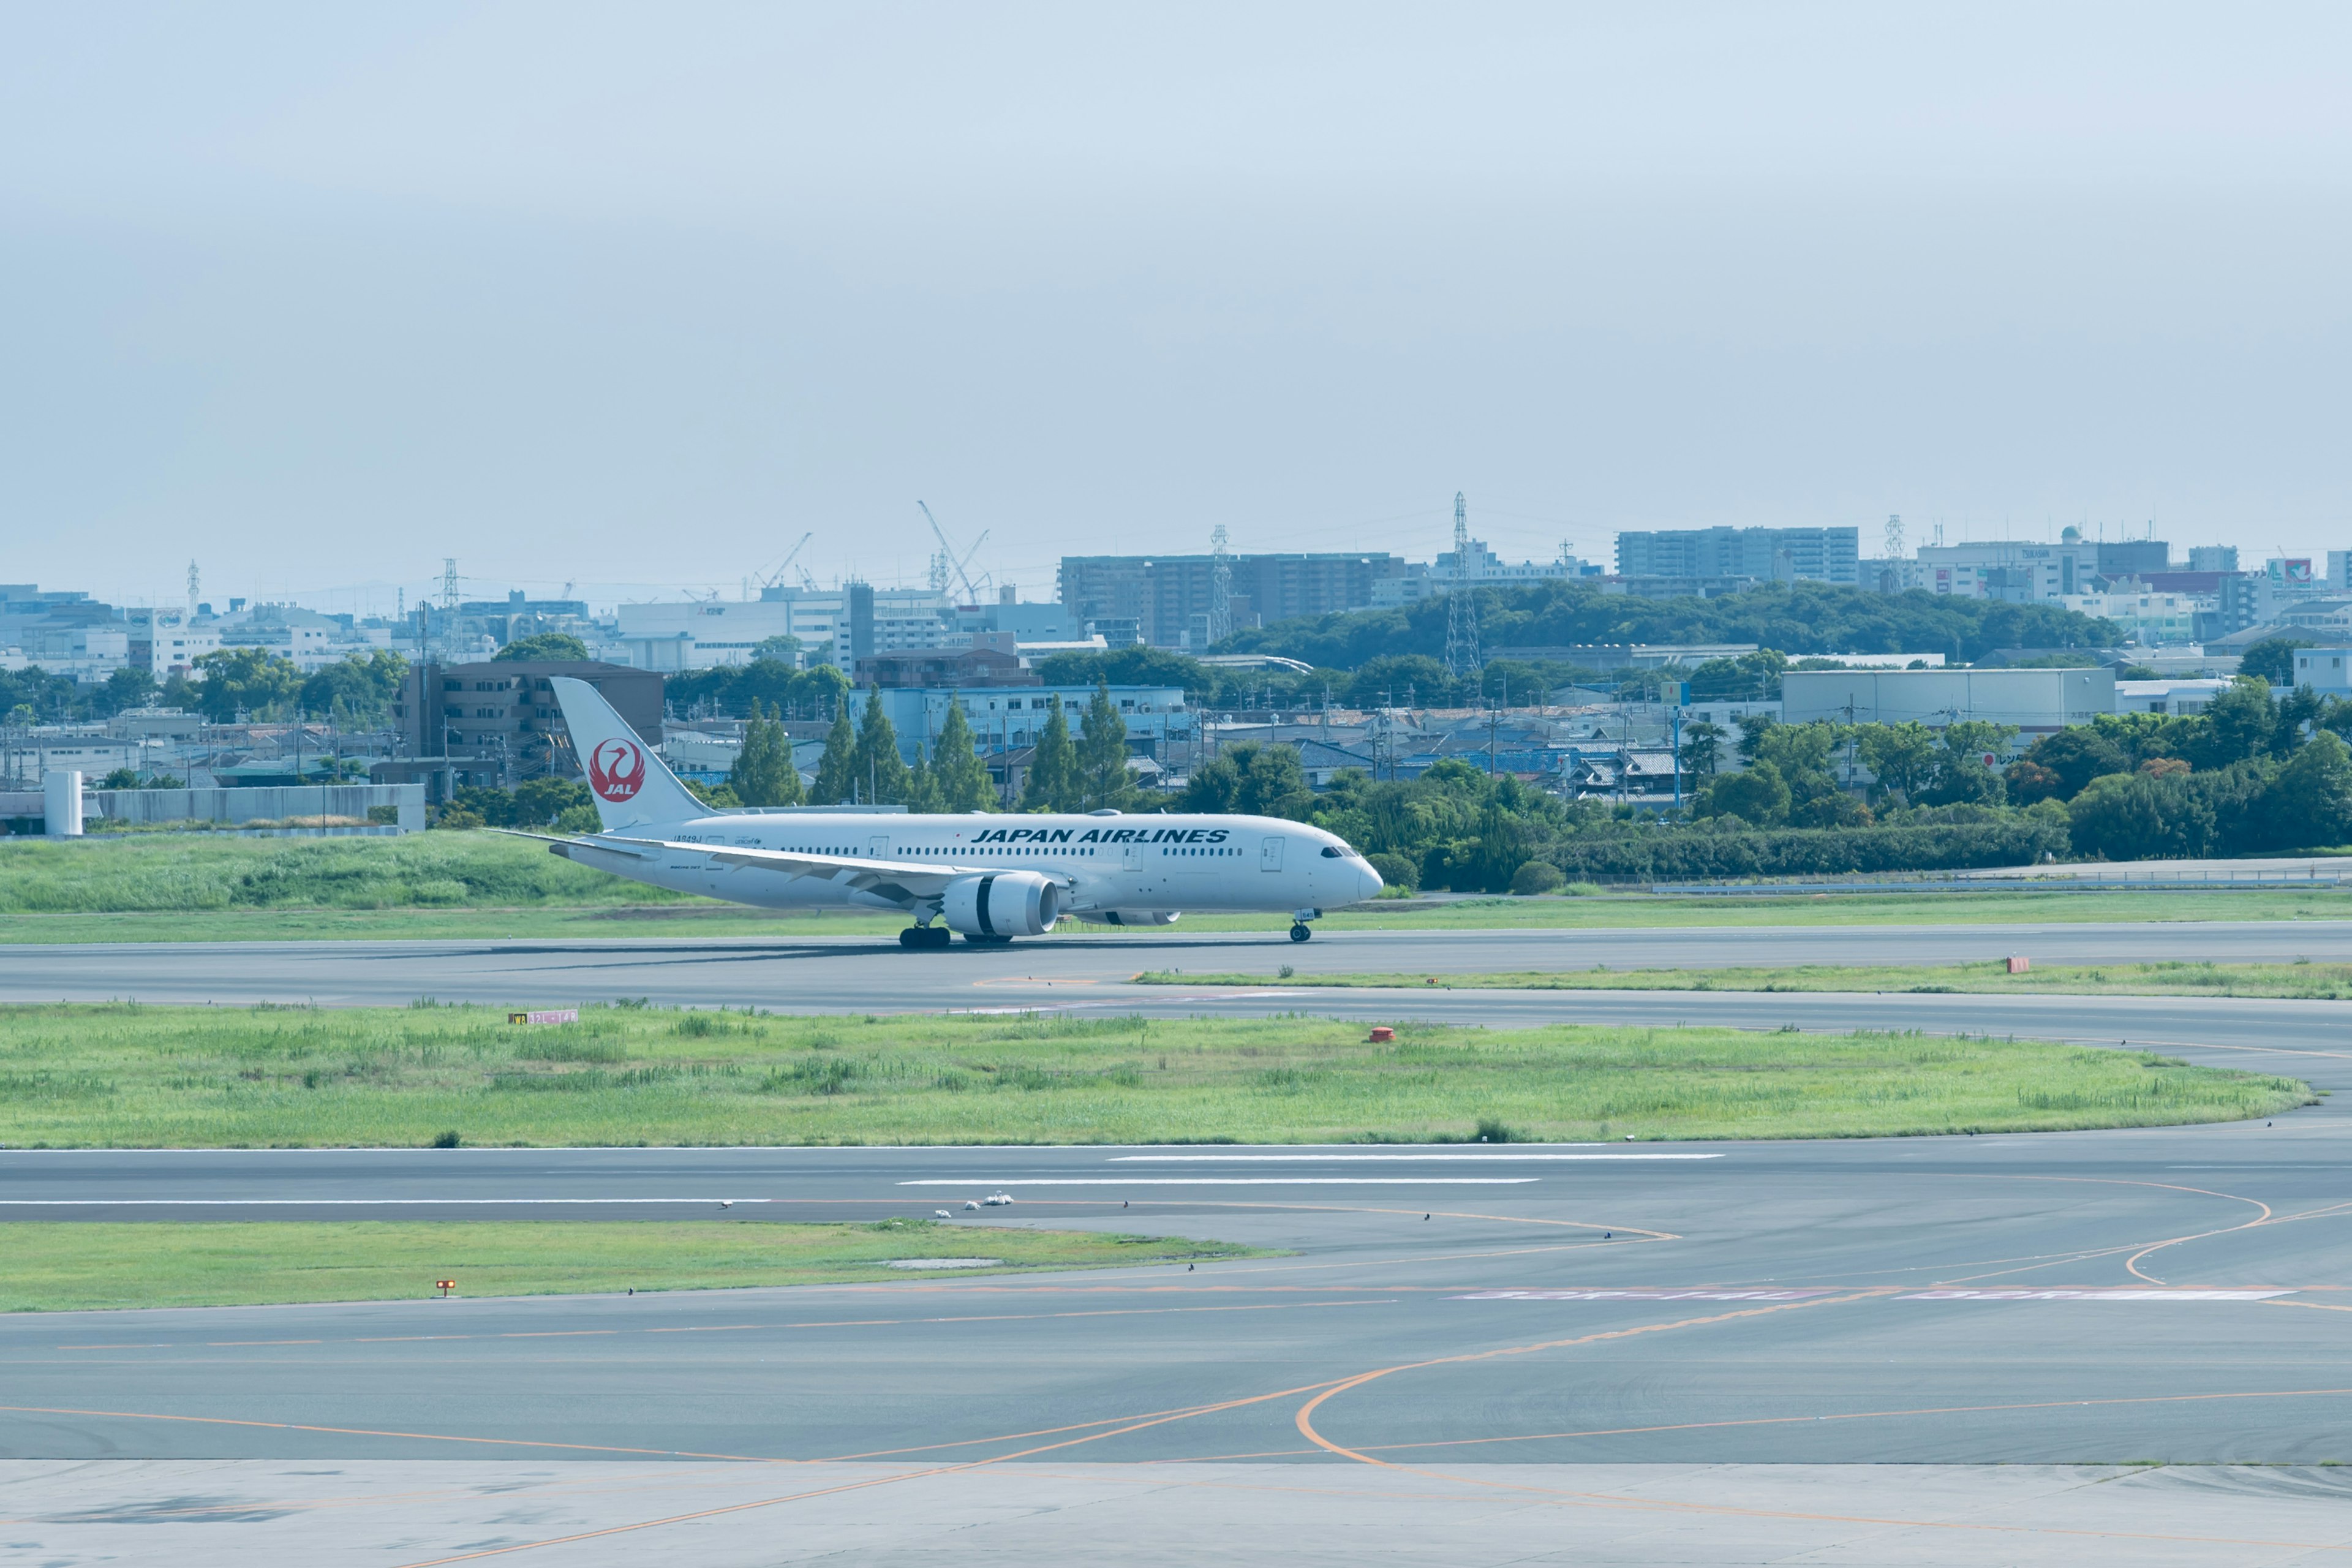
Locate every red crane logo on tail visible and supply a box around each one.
[586,737,646,802]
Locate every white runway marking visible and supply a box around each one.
[1902,1289,2295,1302]
[895,1178,1540,1187]
[1111,1153,1723,1162]
[1458,1288,1838,1302]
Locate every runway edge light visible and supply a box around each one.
[435,1280,456,1298]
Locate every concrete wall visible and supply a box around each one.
[2,783,428,834]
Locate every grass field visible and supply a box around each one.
[9,830,2352,943]
[0,1219,1256,1313]
[7,832,2352,943]
[1136,959,2352,1000]
[0,1003,2310,1147]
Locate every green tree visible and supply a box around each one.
[1032,645,1206,691]
[192,647,301,722]
[1176,743,1310,818]
[494,632,592,662]
[299,649,409,725]
[902,751,943,814]
[1921,720,2019,807]
[753,635,802,662]
[929,701,996,812]
[684,779,742,809]
[1703,761,1792,826]
[1344,654,1456,710]
[1676,718,1727,780]
[728,703,804,806]
[1856,722,1942,802]
[854,685,913,805]
[812,704,859,805]
[97,666,159,717]
[2068,771,2215,861]
[2199,677,2279,769]
[2267,729,2352,848]
[511,777,592,827]
[1077,682,1133,810]
[2241,637,2312,686]
[2018,727,2130,800]
[1020,698,1079,812]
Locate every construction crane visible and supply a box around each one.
[756,532,816,592]
[918,501,990,605]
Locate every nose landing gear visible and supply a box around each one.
[1289,922,1313,943]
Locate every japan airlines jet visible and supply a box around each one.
[529,677,1383,948]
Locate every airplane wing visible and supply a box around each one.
[503,827,1042,907]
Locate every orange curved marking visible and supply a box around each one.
[1928,1174,2273,1286]
[1293,1289,1882,1462]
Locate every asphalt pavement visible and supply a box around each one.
[6,917,2352,1013]
[4,921,2352,1562]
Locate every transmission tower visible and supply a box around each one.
[441,558,461,611]
[186,560,199,616]
[1444,491,1481,680]
[1208,524,1233,645]
[1884,513,1904,560]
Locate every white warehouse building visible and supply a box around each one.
[1782,667,2117,739]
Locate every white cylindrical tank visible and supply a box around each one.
[43,770,83,837]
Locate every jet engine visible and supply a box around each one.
[941,872,1063,938]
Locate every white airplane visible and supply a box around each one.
[525,676,1383,948]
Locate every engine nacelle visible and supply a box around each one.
[1070,910,1182,927]
[941,872,1063,938]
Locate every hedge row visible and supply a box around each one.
[1540,818,2069,882]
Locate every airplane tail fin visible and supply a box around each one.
[549,676,710,831]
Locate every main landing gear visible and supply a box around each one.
[1289,922,1313,943]
[899,925,953,950]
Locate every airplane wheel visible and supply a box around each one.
[927,926,952,948]
[1289,922,1313,943]
[899,928,921,949]
[962,932,1014,945]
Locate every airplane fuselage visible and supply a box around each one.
[570,810,1382,920]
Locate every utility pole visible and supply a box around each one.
[1444,492,1480,681]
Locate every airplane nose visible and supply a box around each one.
[1357,861,1384,901]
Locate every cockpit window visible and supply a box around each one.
[1321,846,1343,858]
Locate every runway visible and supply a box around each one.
[6,916,2352,1014]
[5,924,2352,1561]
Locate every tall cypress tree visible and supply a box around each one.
[728,701,804,807]
[855,685,913,805]
[812,700,859,805]
[1077,680,1131,810]
[930,699,996,812]
[1020,698,1079,812]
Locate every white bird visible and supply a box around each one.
[935,1209,952,1219]
[718,1200,734,1208]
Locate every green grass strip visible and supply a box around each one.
[9,832,2352,941]
[0,1004,2311,1148]
[0,1219,1257,1313]
[1134,959,2352,1000]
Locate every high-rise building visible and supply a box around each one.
[2188,546,2239,574]
[1059,553,1406,647]
[1613,527,1859,585]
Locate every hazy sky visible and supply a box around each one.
[4,3,2348,613]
